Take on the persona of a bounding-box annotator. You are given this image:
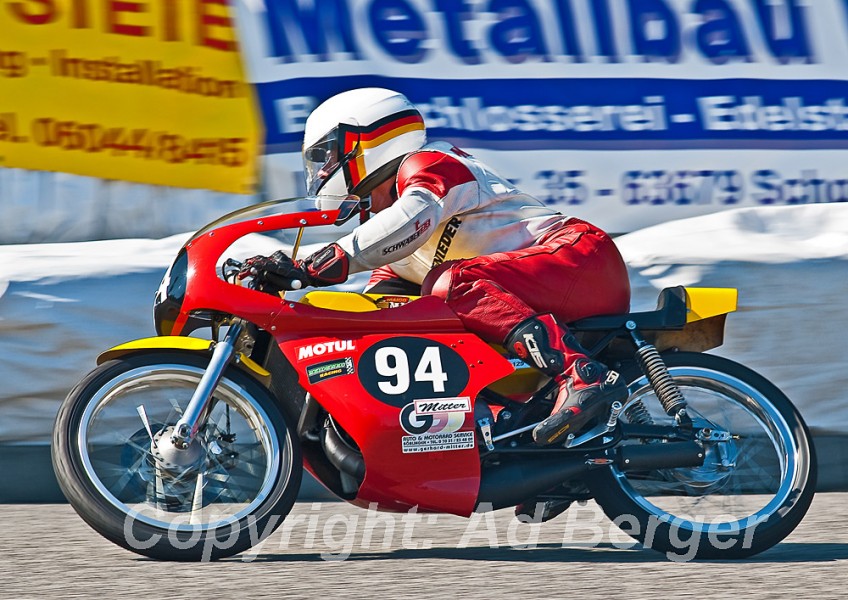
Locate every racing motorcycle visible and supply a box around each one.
[52,196,816,561]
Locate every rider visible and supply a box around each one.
[245,88,631,446]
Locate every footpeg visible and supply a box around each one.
[606,401,624,428]
[564,401,624,449]
[478,418,495,451]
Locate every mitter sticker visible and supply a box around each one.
[399,398,474,454]
[401,431,475,454]
[413,397,471,415]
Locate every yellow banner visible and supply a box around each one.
[0,0,261,194]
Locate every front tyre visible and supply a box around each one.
[52,352,302,561]
[588,352,816,559]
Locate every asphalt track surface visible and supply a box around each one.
[1,494,846,599]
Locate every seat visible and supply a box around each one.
[570,286,688,332]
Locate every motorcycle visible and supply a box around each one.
[52,196,816,561]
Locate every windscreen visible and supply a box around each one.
[188,195,363,243]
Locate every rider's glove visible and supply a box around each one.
[298,243,350,287]
[240,243,350,291]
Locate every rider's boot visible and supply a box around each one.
[504,314,628,446]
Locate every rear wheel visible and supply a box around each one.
[52,351,302,561]
[588,352,816,559]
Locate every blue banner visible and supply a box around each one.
[261,76,848,152]
[234,0,848,232]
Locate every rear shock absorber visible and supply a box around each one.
[623,399,655,425]
[626,321,691,427]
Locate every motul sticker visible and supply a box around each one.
[401,431,475,454]
[306,357,355,384]
[413,397,471,415]
[297,340,356,361]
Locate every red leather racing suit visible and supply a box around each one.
[335,142,630,343]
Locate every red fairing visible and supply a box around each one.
[170,209,515,514]
[171,211,464,337]
[279,333,513,515]
[397,150,475,198]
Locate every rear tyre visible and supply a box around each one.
[52,351,302,561]
[588,352,815,559]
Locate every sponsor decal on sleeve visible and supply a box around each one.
[306,357,355,384]
[381,219,431,255]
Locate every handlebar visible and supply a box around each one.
[222,257,304,293]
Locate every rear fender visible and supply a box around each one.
[97,336,271,384]
[653,287,738,352]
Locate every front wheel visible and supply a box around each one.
[52,351,302,561]
[588,352,816,559]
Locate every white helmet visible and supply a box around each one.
[303,88,427,197]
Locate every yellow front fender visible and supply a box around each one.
[97,336,271,381]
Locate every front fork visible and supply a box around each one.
[170,320,245,448]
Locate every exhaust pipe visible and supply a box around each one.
[321,422,366,480]
[616,441,705,471]
[476,456,590,510]
[476,441,705,510]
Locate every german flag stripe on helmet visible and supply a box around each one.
[343,110,425,189]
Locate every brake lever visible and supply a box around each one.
[222,258,243,284]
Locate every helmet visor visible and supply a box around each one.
[303,125,361,195]
[314,194,371,225]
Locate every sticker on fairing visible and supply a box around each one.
[399,401,475,453]
[413,397,471,415]
[297,340,356,361]
[401,431,475,453]
[358,337,469,408]
[506,357,531,370]
[306,357,355,384]
[399,402,466,435]
[375,296,411,309]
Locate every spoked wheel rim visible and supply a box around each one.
[77,364,285,531]
[616,366,802,533]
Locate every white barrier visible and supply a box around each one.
[0,168,257,244]
[618,203,848,433]
[0,203,846,445]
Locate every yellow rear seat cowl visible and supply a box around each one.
[685,288,738,323]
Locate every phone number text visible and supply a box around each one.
[536,169,848,205]
[30,117,248,167]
